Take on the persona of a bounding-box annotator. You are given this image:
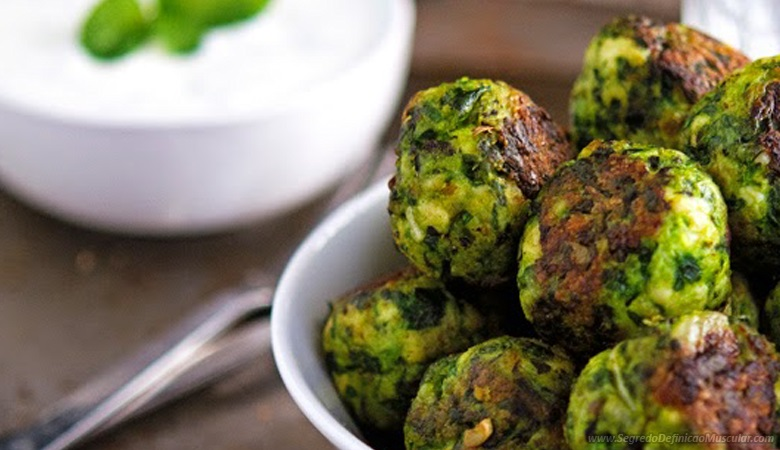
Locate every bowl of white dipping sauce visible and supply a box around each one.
[0,0,415,234]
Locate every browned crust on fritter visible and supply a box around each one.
[650,327,778,449]
[629,16,750,103]
[468,363,560,420]
[464,360,567,444]
[531,145,670,349]
[657,23,750,102]
[752,81,780,176]
[493,90,573,199]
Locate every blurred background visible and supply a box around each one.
[0,1,681,449]
[407,0,678,125]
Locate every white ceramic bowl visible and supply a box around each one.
[0,0,415,235]
[272,178,406,450]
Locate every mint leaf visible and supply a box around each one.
[159,0,271,28]
[80,0,151,60]
[155,14,205,54]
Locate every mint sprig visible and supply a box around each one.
[79,0,271,60]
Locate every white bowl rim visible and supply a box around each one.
[271,179,393,450]
[0,0,416,130]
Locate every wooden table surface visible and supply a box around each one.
[0,1,679,449]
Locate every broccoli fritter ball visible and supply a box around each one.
[404,336,575,450]
[571,15,749,150]
[565,311,779,450]
[321,268,489,432]
[723,272,760,328]
[389,77,573,287]
[517,140,731,356]
[682,56,780,271]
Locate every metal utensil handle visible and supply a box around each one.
[0,287,273,450]
[0,142,397,450]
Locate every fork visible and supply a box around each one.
[0,142,396,450]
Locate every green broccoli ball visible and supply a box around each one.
[404,336,575,450]
[682,56,780,271]
[570,15,749,150]
[389,77,573,287]
[565,311,779,450]
[723,272,760,328]
[517,140,731,357]
[321,268,489,432]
